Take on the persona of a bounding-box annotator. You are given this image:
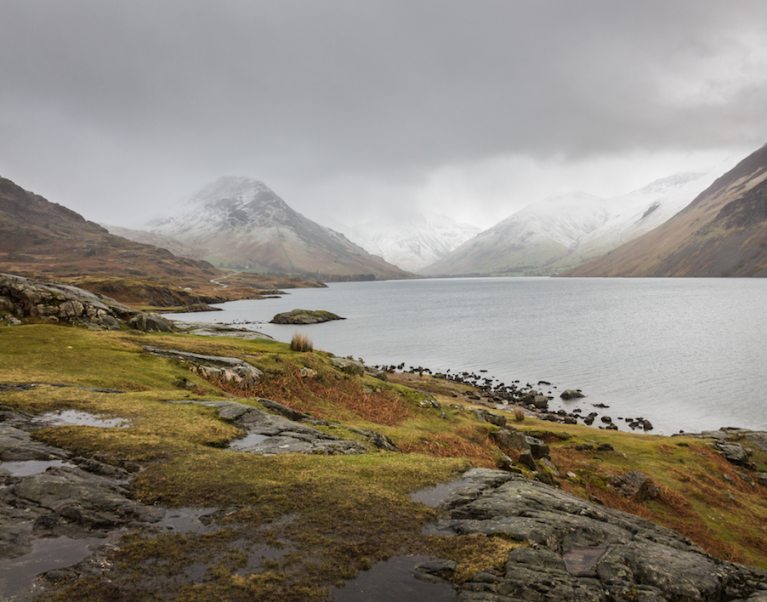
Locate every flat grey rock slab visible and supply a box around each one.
[170,399,365,455]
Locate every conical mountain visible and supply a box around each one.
[150,177,410,280]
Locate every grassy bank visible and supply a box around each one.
[1,324,765,599]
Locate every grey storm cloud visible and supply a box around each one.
[1,0,766,225]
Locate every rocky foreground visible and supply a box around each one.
[420,469,767,601]
[0,276,766,600]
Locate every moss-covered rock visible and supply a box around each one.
[270,309,345,325]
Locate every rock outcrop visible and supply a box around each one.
[0,273,129,329]
[143,346,262,389]
[168,399,366,455]
[425,468,767,601]
[0,273,176,332]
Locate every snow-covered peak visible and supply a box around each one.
[423,170,717,276]
[489,192,609,247]
[187,176,277,206]
[152,176,300,235]
[338,211,481,272]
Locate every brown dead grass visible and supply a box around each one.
[216,366,413,426]
[552,442,767,565]
[399,427,497,468]
[290,333,314,352]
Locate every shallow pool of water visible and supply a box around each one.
[332,555,456,602]
[0,460,71,477]
[35,410,129,429]
[0,536,104,599]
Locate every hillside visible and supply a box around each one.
[148,177,411,281]
[423,172,713,277]
[569,144,767,277]
[0,176,220,286]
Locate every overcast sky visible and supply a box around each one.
[1,0,766,229]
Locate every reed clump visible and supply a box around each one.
[290,332,314,352]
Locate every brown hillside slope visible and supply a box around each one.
[567,143,767,277]
[0,176,221,285]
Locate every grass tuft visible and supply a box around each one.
[290,332,313,352]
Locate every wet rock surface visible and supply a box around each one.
[0,407,163,599]
[169,399,366,455]
[424,468,767,601]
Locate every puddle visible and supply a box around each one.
[35,410,129,429]
[0,460,72,477]
[0,536,104,599]
[235,543,289,575]
[409,480,466,508]
[332,555,456,602]
[229,433,270,450]
[157,508,218,533]
[563,545,608,577]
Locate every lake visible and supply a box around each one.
[170,277,767,434]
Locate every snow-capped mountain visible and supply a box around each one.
[422,172,715,276]
[339,212,481,273]
[146,177,410,280]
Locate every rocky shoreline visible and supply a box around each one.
[369,362,656,433]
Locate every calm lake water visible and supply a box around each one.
[171,277,767,434]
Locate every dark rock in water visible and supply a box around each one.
[560,389,585,400]
[592,402,610,408]
[611,471,661,502]
[270,309,344,325]
[532,394,549,410]
[127,312,175,332]
[429,468,767,601]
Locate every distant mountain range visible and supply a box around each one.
[140,177,410,281]
[339,212,480,273]
[422,172,716,276]
[0,175,219,285]
[568,143,767,277]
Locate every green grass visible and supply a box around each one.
[2,323,766,600]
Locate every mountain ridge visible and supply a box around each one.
[566,144,767,277]
[422,172,715,276]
